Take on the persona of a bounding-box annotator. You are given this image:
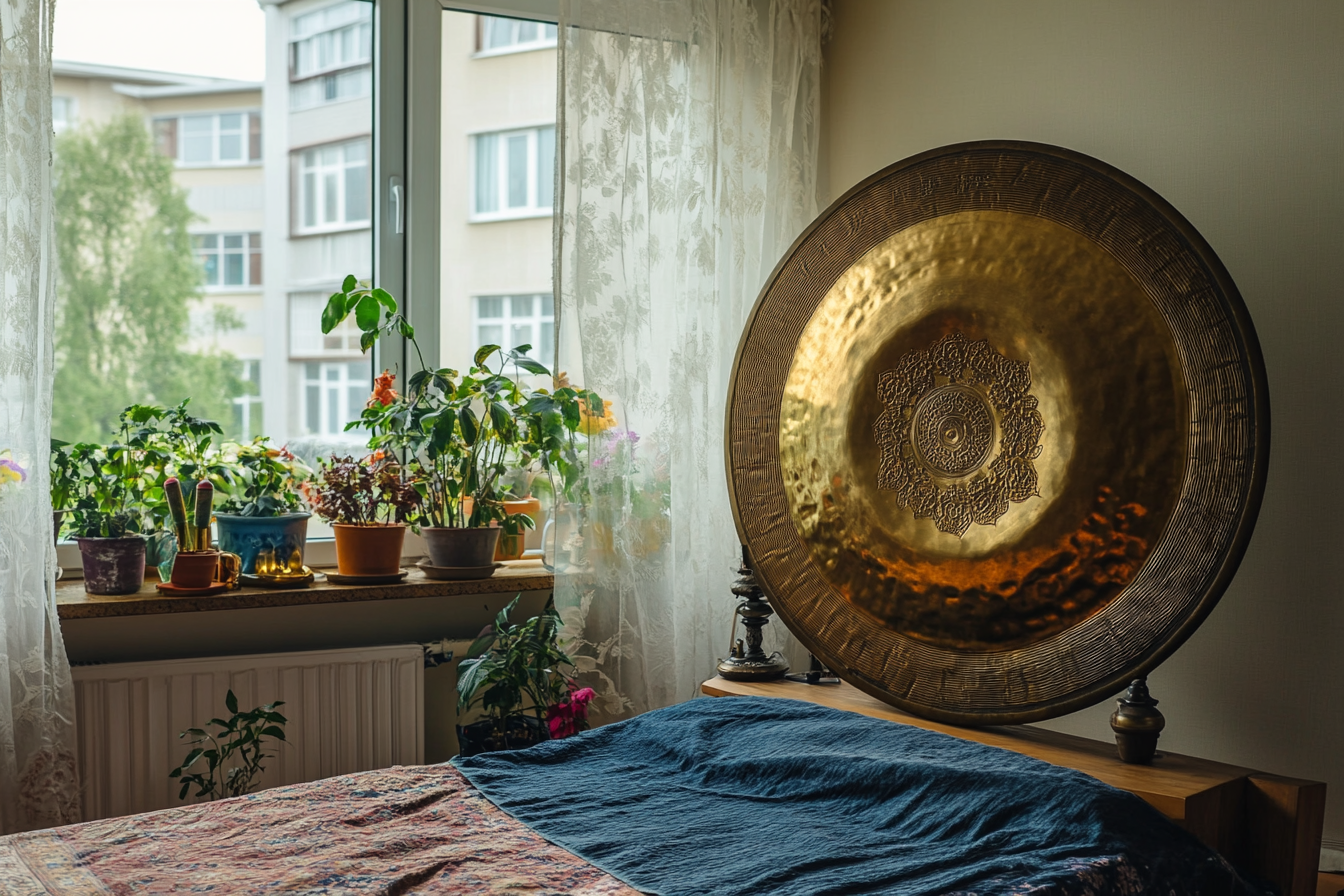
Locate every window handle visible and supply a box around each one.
[389,176,404,235]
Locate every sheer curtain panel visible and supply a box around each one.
[554,0,822,717]
[0,0,81,832]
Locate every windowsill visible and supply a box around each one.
[55,559,554,620]
[472,42,557,60]
[469,209,554,224]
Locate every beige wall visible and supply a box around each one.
[439,12,556,372]
[825,0,1344,850]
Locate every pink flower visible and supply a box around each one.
[546,687,598,739]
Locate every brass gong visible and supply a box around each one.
[726,142,1268,725]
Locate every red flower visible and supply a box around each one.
[368,369,398,408]
[546,687,597,740]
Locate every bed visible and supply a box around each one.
[0,697,1266,896]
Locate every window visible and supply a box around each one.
[290,1,372,111]
[233,360,264,439]
[302,360,371,436]
[298,140,370,232]
[154,113,262,166]
[52,96,75,134]
[474,294,555,368]
[290,293,364,357]
[192,233,262,289]
[472,126,555,220]
[477,15,557,54]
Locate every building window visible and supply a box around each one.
[472,126,555,220]
[154,113,262,166]
[290,1,372,111]
[476,15,557,54]
[53,96,76,134]
[298,140,370,233]
[302,360,370,436]
[474,294,554,368]
[234,360,264,439]
[192,233,262,289]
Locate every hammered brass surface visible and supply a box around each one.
[781,211,1186,649]
[727,142,1268,725]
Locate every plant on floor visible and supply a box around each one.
[456,596,594,752]
[169,690,287,801]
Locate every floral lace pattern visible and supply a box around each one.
[0,0,82,833]
[554,0,823,718]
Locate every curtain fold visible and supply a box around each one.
[554,0,822,717]
[0,0,81,832]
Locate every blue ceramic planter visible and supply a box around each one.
[215,512,312,575]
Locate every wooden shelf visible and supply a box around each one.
[57,560,554,620]
[703,677,1325,896]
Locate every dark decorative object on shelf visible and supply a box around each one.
[1110,678,1165,764]
[716,545,789,681]
[785,654,840,686]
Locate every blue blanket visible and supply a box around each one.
[454,696,1265,896]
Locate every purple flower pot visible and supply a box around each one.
[75,535,147,595]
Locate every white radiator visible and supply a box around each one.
[71,644,424,822]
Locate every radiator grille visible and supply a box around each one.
[72,645,424,821]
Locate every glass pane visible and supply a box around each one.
[475,133,498,213]
[219,134,242,161]
[321,145,339,165]
[344,159,368,222]
[249,249,262,286]
[249,232,261,249]
[153,118,177,158]
[303,172,316,226]
[306,386,320,433]
[323,172,338,223]
[541,294,554,316]
[477,295,503,318]
[327,385,339,434]
[506,134,528,208]
[182,115,213,163]
[249,113,263,160]
[444,8,556,380]
[201,252,219,286]
[219,113,242,131]
[224,234,244,249]
[345,141,366,163]
[540,321,554,366]
[224,252,244,286]
[537,126,555,208]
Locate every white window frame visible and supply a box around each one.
[300,360,372,437]
[290,1,374,111]
[233,359,264,440]
[192,232,263,291]
[469,124,555,222]
[473,293,555,368]
[158,111,262,168]
[296,138,372,235]
[473,14,557,57]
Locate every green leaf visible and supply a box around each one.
[360,329,378,353]
[342,274,358,293]
[355,294,380,332]
[397,317,415,340]
[321,293,346,335]
[474,344,501,368]
[458,407,478,445]
[488,401,511,436]
[512,355,550,375]
[371,287,397,312]
[225,690,238,714]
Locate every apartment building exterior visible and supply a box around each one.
[257,0,556,449]
[53,61,266,437]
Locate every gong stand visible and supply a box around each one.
[716,545,789,681]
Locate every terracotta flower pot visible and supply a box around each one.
[332,522,406,576]
[422,526,500,568]
[75,535,146,595]
[170,550,221,589]
[496,497,542,561]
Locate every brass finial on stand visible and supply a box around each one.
[1110,678,1165,764]
[716,545,789,681]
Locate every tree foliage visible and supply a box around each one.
[53,114,242,444]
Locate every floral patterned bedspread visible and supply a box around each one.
[0,764,640,895]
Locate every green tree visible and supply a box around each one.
[53,114,242,444]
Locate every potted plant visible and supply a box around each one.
[214,438,314,575]
[62,407,164,594]
[456,595,595,755]
[308,452,420,576]
[319,276,601,572]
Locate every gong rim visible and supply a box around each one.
[725,141,1269,725]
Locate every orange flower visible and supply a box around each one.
[368,369,398,408]
[579,398,618,435]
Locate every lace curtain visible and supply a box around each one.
[554,0,822,717]
[0,0,81,833]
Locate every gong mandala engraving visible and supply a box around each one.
[875,332,1044,537]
